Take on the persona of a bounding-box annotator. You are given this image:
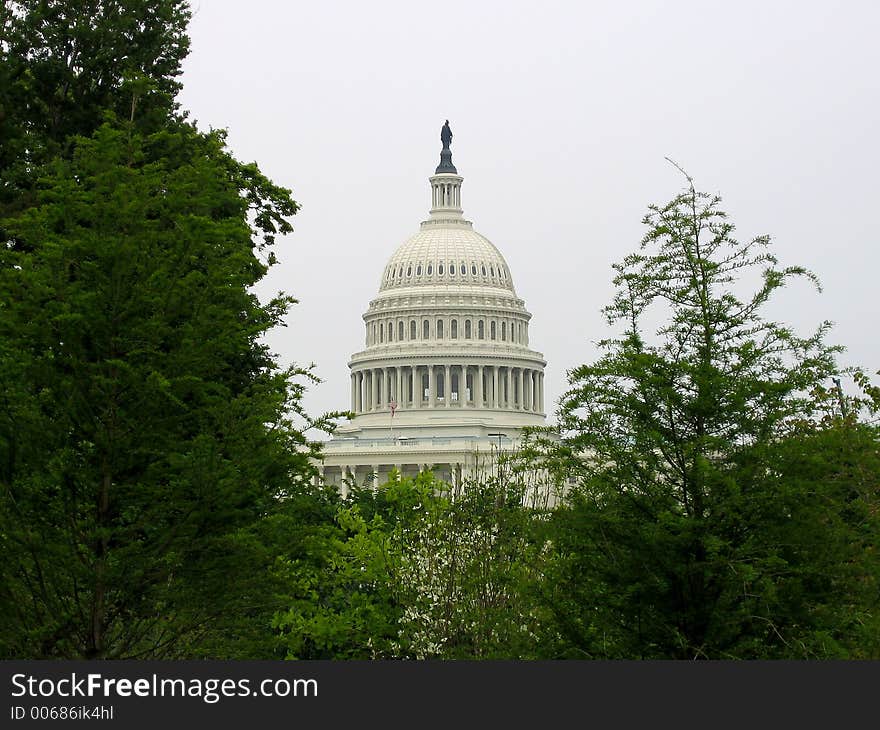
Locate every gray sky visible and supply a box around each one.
[179,0,879,424]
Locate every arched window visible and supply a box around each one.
[407,265,412,277]
[490,321,496,340]
[465,320,472,339]
[423,319,430,339]
[501,321,507,340]
[460,263,466,275]
[379,323,384,343]
[471,263,477,276]
[481,264,487,276]
[398,321,404,340]
[490,265,495,277]
[449,261,455,276]
[427,263,433,276]
[372,324,377,343]
[416,264,422,275]
[437,319,444,339]
[410,320,417,340]
[451,320,458,339]
[438,263,444,275]
[478,320,485,339]
[387,322,392,342]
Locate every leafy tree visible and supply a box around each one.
[274,469,551,659]
[0,113,323,657]
[272,472,433,659]
[0,0,192,211]
[0,0,339,661]
[544,170,880,658]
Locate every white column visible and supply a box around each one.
[351,374,357,412]
[505,367,512,409]
[444,364,451,407]
[492,366,499,408]
[396,366,403,404]
[538,372,544,413]
[411,366,418,408]
[429,365,436,408]
[460,364,467,406]
[372,369,379,411]
[517,368,524,410]
[476,365,484,408]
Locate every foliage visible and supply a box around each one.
[0,0,192,211]
[272,472,438,659]
[273,469,551,659]
[0,114,328,657]
[544,172,880,658]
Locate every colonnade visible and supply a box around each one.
[316,463,465,492]
[350,364,544,414]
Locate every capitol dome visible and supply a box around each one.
[320,122,547,491]
[379,227,515,295]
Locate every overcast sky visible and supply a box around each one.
[178,0,879,425]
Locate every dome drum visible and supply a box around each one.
[362,312,532,349]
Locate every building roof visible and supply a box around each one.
[379,225,516,296]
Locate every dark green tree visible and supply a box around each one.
[0,1,334,658]
[545,170,880,658]
[1,0,191,211]
[0,120,324,658]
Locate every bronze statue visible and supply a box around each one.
[435,120,457,174]
[441,120,452,150]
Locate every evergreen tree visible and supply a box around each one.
[545,171,880,658]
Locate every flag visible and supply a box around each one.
[390,400,398,416]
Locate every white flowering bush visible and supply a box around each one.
[273,467,553,659]
[387,473,548,659]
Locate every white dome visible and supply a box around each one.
[335,125,546,441]
[379,225,516,294]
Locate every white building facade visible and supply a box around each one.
[319,123,547,492]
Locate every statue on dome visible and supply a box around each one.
[441,120,452,150]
